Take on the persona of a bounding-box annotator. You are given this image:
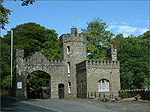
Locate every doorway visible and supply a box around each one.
[58,84,64,98]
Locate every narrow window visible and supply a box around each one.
[67,46,70,54]
[81,81,83,94]
[68,82,71,93]
[67,62,71,73]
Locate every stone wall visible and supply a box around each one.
[76,61,87,98]
[76,60,120,98]
[15,49,66,99]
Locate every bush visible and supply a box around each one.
[135,94,141,101]
[120,91,131,99]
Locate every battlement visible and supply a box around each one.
[15,49,24,58]
[59,28,86,44]
[76,60,120,69]
[60,33,84,38]
[48,59,64,63]
[60,33,86,41]
[24,52,64,65]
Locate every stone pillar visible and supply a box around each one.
[15,49,26,98]
[16,75,27,98]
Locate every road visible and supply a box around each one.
[1,97,57,112]
[1,96,150,112]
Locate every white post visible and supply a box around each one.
[11,30,13,96]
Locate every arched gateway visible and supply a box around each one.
[15,49,65,99]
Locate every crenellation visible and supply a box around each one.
[85,60,120,69]
[15,49,24,58]
[67,33,70,37]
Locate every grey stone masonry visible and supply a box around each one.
[59,28,87,98]
[76,53,120,98]
[15,28,120,99]
[15,50,66,99]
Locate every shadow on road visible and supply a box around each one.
[1,96,55,112]
[1,95,35,111]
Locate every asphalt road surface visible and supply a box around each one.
[1,97,57,112]
[1,96,150,112]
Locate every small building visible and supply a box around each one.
[15,28,120,99]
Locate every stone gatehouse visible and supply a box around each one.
[15,28,120,99]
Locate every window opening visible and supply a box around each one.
[81,81,83,94]
[67,62,71,73]
[68,82,71,93]
[98,79,109,92]
[67,46,70,54]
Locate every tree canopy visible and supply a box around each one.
[82,18,149,89]
[82,18,114,60]
[3,22,60,59]
[20,0,35,6]
[0,0,11,29]
[1,22,60,92]
[112,31,150,89]
[0,37,11,90]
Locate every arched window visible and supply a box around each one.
[98,79,110,92]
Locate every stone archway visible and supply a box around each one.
[58,84,65,98]
[15,50,65,99]
[26,70,51,99]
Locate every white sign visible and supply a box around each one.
[17,82,22,89]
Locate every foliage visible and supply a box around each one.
[82,18,114,60]
[3,22,60,59]
[120,91,131,99]
[1,75,11,90]
[135,94,141,101]
[103,96,111,102]
[27,71,50,98]
[2,23,60,94]
[20,0,35,6]
[0,37,11,90]
[112,31,150,89]
[0,0,11,29]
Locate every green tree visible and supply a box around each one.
[112,32,150,89]
[3,22,60,59]
[82,18,114,60]
[2,23,60,95]
[27,71,50,98]
[0,37,11,90]
[0,0,11,29]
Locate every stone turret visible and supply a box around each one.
[59,28,87,98]
[59,28,87,61]
[107,44,117,61]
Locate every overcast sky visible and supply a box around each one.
[1,0,149,37]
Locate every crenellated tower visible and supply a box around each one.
[59,28,87,97]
